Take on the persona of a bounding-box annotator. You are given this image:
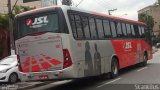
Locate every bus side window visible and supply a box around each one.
[96,19,104,39]
[122,23,127,37]
[138,26,142,37]
[103,20,112,38]
[131,25,135,37]
[89,18,97,39]
[126,24,132,37]
[82,16,91,39]
[110,21,117,38]
[70,14,78,38]
[141,26,145,38]
[75,15,84,39]
[116,22,123,38]
[133,25,140,38]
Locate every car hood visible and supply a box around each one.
[0,65,13,71]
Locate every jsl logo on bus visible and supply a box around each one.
[26,16,48,26]
[32,16,48,25]
[124,42,132,49]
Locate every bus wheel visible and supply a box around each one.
[142,54,148,66]
[110,58,119,79]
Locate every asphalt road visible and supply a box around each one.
[28,50,160,90]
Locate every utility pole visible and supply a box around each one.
[7,0,13,51]
[108,8,117,15]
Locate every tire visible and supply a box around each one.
[142,54,148,66]
[110,58,119,79]
[9,73,18,84]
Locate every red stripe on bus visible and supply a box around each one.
[23,68,29,72]
[41,62,51,70]
[50,59,61,66]
[32,57,37,65]
[39,58,44,62]
[32,65,40,72]
[44,56,52,60]
[23,57,30,67]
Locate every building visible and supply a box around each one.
[0,0,41,14]
[138,5,160,36]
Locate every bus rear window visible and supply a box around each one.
[16,13,59,39]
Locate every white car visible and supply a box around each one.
[0,55,19,83]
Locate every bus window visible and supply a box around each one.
[96,19,104,39]
[138,26,142,36]
[110,21,117,38]
[17,13,59,39]
[141,27,145,34]
[131,25,135,37]
[122,23,127,37]
[70,14,78,38]
[126,24,132,36]
[89,18,97,39]
[116,22,123,37]
[82,16,91,39]
[103,20,111,38]
[133,25,140,38]
[141,26,145,38]
[75,15,84,38]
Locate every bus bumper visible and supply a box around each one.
[19,65,77,82]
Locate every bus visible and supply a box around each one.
[14,5,152,81]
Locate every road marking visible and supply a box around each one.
[50,80,72,85]
[137,67,148,72]
[96,78,121,88]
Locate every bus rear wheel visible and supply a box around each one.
[110,58,119,79]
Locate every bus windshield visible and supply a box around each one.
[16,13,59,39]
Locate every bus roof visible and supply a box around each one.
[16,5,146,26]
[69,6,146,25]
[15,5,60,18]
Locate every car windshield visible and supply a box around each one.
[0,56,16,65]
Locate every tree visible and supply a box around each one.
[0,5,35,30]
[154,0,160,5]
[158,0,160,5]
[13,5,36,15]
[138,13,154,30]
[0,15,9,30]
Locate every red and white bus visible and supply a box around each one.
[14,5,152,81]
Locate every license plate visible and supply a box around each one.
[39,75,48,80]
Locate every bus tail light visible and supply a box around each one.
[17,55,23,72]
[63,49,72,69]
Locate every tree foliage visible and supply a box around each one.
[0,5,35,31]
[138,13,154,29]
[14,5,36,15]
[0,15,9,30]
[158,0,160,5]
[155,0,160,5]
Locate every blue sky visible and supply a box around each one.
[72,0,157,20]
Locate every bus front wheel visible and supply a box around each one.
[110,58,119,79]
